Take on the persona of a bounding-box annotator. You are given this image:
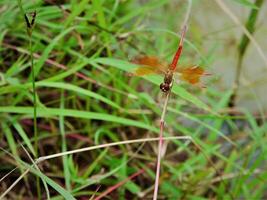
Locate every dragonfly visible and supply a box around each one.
[131,26,209,92]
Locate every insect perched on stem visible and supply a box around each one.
[131,26,210,92]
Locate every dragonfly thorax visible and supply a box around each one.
[160,70,173,92]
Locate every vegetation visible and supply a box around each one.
[0,0,266,199]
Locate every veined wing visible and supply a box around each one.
[177,65,209,85]
[131,56,167,76]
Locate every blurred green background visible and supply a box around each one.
[0,0,267,199]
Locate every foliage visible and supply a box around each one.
[0,0,266,199]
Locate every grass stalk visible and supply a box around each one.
[229,0,264,107]
[35,136,190,163]
[21,7,41,199]
[27,14,41,200]
[153,1,192,198]
[29,18,41,200]
[153,92,170,200]
[29,32,38,154]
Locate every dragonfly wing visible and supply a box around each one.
[131,56,167,76]
[134,66,159,76]
[179,66,205,84]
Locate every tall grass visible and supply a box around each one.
[0,0,267,199]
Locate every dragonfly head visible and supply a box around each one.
[160,82,171,92]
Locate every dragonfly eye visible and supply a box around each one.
[160,83,170,92]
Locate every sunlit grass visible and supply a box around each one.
[0,0,267,199]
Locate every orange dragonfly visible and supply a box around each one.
[131,26,209,92]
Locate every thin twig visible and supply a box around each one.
[35,136,191,163]
[0,168,31,199]
[0,167,18,183]
[153,92,170,200]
